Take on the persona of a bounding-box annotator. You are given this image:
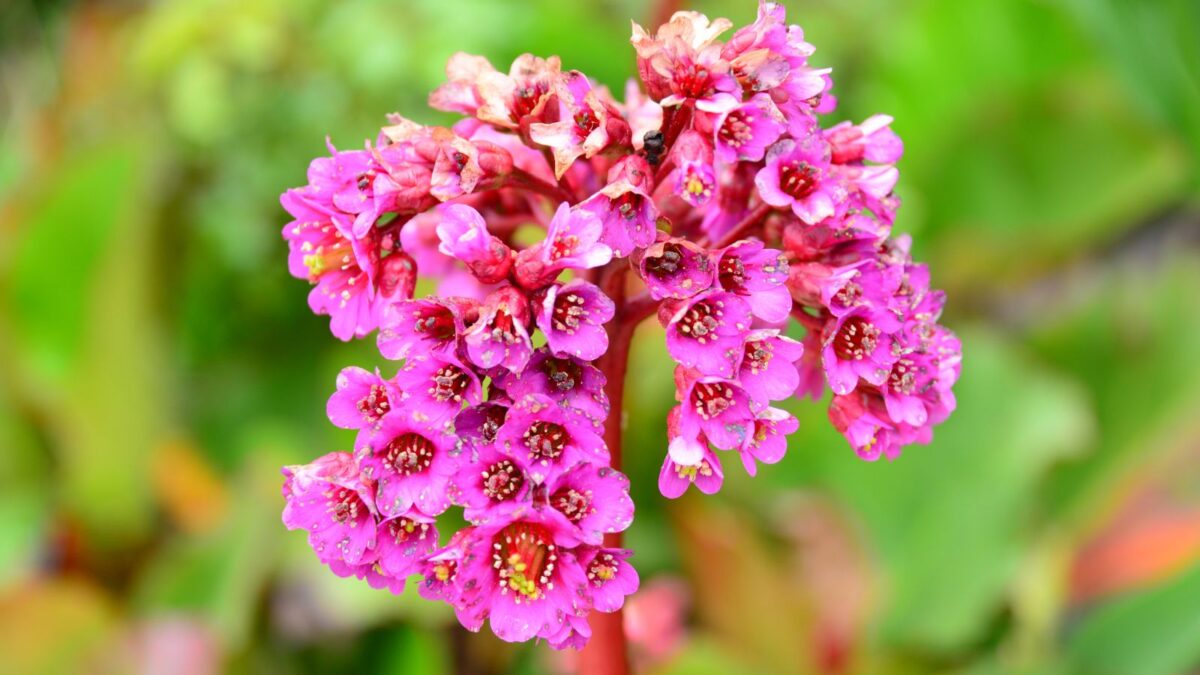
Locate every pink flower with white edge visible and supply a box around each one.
[756,136,846,224]
[502,350,610,422]
[739,406,797,476]
[578,547,640,613]
[452,442,531,523]
[665,290,752,379]
[676,370,756,450]
[578,155,660,257]
[821,306,901,395]
[430,53,562,129]
[435,203,513,284]
[737,329,804,404]
[638,237,714,301]
[281,451,378,567]
[631,11,737,108]
[659,440,724,498]
[392,353,484,426]
[359,413,458,517]
[543,462,635,545]
[713,239,792,322]
[537,279,615,361]
[326,366,399,448]
[377,296,477,361]
[530,71,629,179]
[455,509,591,644]
[496,394,609,483]
[713,94,786,163]
[463,285,534,374]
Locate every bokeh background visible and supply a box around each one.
[1,0,1198,673]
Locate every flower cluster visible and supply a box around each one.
[280,1,960,650]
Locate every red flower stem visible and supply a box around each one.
[577,262,642,675]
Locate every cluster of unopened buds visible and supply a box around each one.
[280,2,961,650]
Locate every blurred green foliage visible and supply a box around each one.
[1,0,1198,673]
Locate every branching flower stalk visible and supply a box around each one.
[278,2,961,670]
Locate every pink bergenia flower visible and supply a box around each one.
[282,451,378,567]
[826,114,903,165]
[665,290,752,378]
[455,400,510,448]
[326,366,399,447]
[392,353,484,425]
[578,155,660,257]
[676,371,756,450]
[515,204,612,288]
[671,130,717,207]
[496,394,609,483]
[377,296,477,361]
[503,350,610,422]
[630,11,737,109]
[537,279,616,361]
[543,462,635,544]
[737,329,804,403]
[713,239,791,322]
[828,389,900,461]
[756,137,845,224]
[638,237,714,301]
[452,442,531,523]
[430,53,563,129]
[455,509,591,643]
[435,203,513,284]
[713,94,786,162]
[530,71,629,179]
[463,286,535,374]
[821,307,901,395]
[578,547,640,613]
[739,406,797,475]
[359,413,458,516]
[659,414,725,498]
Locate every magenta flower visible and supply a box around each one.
[713,94,786,162]
[377,296,476,361]
[713,239,791,322]
[359,413,458,517]
[435,203,513,284]
[280,3,960,652]
[392,354,484,425]
[578,547,640,613]
[537,279,616,361]
[756,137,845,224]
[463,286,534,374]
[326,366,399,447]
[456,510,590,643]
[452,442,531,522]
[543,462,635,544]
[677,371,755,450]
[503,350,610,422]
[638,237,714,301]
[282,451,378,566]
[821,307,901,395]
[739,406,798,476]
[665,291,752,378]
[737,329,804,403]
[496,394,608,483]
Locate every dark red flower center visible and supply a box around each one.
[742,340,773,373]
[326,486,367,525]
[524,421,569,461]
[511,83,549,121]
[677,300,723,342]
[551,291,588,334]
[718,255,746,291]
[550,486,592,523]
[356,169,377,192]
[477,405,508,444]
[357,383,392,423]
[413,305,457,343]
[383,433,436,476]
[780,161,819,199]
[614,192,644,220]
[586,551,619,586]
[833,316,879,361]
[381,517,432,545]
[493,522,556,599]
[430,364,471,403]
[482,459,525,501]
[888,357,918,395]
[574,109,600,135]
[645,244,685,279]
[718,109,754,148]
[673,61,716,99]
[690,381,735,420]
[542,356,584,392]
